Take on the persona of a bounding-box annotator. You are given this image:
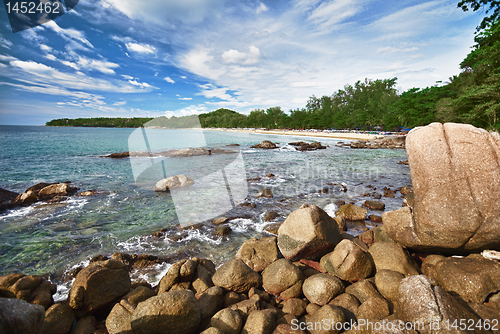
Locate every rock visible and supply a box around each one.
[374,270,405,301]
[420,254,446,281]
[264,211,279,222]
[335,204,367,221]
[399,185,413,195]
[101,152,131,158]
[319,239,374,281]
[328,293,360,322]
[0,274,57,310]
[262,259,304,300]
[158,259,198,293]
[242,309,278,334]
[41,303,75,334]
[210,308,243,334]
[37,183,78,200]
[201,328,223,334]
[264,223,281,235]
[306,303,321,315]
[69,259,131,313]
[398,159,410,165]
[368,242,420,276]
[333,216,346,232]
[345,279,383,304]
[362,200,385,211]
[235,237,279,272]
[0,187,18,204]
[212,259,262,293]
[131,290,201,334]
[383,189,395,198]
[368,214,382,223]
[224,292,240,308]
[309,304,345,334]
[289,141,326,151]
[193,264,215,295]
[122,286,156,307]
[433,254,500,303]
[282,298,307,318]
[198,286,225,330]
[12,189,38,206]
[278,204,341,261]
[212,217,229,225]
[402,193,414,208]
[214,225,232,237]
[76,190,97,196]
[302,274,344,306]
[229,297,260,318]
[251,141,278,149]
[398,275,488,334]
[154,174,194,192]
[106,302,134,334]
[257,188,274,198]
[266,173,275,177]
[395,122,500,252]
[356,297,390,321]
[0,297,45,334]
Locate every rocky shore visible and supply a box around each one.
[1,123,500,334]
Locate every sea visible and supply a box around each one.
[0,125,410,300]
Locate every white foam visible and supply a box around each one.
[0,205,34,219]
[323,203,338,218]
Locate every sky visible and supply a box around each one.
[0,0,486,125]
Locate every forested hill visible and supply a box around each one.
[47,1,500,131]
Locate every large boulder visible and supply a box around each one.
[278,204,342,261]
[37,183,78,200]
[386,122,500,252]
[212,259,262,293]
[398,275,488,334]
[302,274,344,306]
[210,308,243,334]
[319,239,374,281]
[368,242,420,276]
[433,254,500,303]
[131,290,201,334]
[154,175,194,192]
[235,237,279,272]
[68,259,131,313]
[0,274,57,310]
[0,297,45,334]
[261,259,303,300]
[42,303,75,334]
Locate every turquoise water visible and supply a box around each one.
[0,125,410,286]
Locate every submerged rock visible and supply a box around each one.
[257,188,274,198]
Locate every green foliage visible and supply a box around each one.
[45,117,153,128]
[458,0,500,30]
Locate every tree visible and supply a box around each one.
[458,0,500,30]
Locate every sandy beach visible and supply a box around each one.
[204,128,380,140]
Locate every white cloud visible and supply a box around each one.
[164,76,175,84]
[45,54,57,61]
[128,79,154,89]
[176,94,192,100]
[44,21,94,50]
[221,46,261,65]
[114,101,127,106]
[125,42,156,54]
[164,104,208,117]
[76,57,119,74]
[0,38,14,49]
[180,75,187,79]
[256,2,269,14]
[40,44,52,52]
[0,54,17,62]
[377,46,419,54]
[121,74,134,80]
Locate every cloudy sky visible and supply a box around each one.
[0,0,484,125]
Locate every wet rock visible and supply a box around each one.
[400,122,500,252]
[434,254,500,303]
[264,223,281,235]
[0,187,18,204]
[212,259,262,293]
[368,242,420,276]
[41,303,75,334]
[76,190,98,197]
[68,259,131,313]
[131,290,201,334]
[242,309,278,334]
[257,188,274,198]
[398,275,488,334]
[154,174,194,191]
[266,173,275,178]
[334,200,345,207]
[372,193,382,199]
[236,237,279,272]
[214,225,232,237]
[264,211,279,222]
[212,217,229,225]
[210,308,243,334]
[374,269,405,301]
[333,216,346,232]
[251,141,278,149]
[362,200,385,210]
[368,214,382,223]
[383,188,395,198]
[319,239,374,281]
[278,204,341,261]
[12,189,38,206]
[0,297,45,334]
[37,183,78,200]
[101,152,131,158]
[335,204,367,221]
[302,274,344,306]
[398,160,409,165]
[262,259,304,300]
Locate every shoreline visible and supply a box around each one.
[203,128,382,141]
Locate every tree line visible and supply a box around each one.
[47,1,499,131]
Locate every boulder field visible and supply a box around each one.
[1,122,499,334]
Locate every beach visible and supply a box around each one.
[204,128,382,140]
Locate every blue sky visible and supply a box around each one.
[0,0,485,125]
